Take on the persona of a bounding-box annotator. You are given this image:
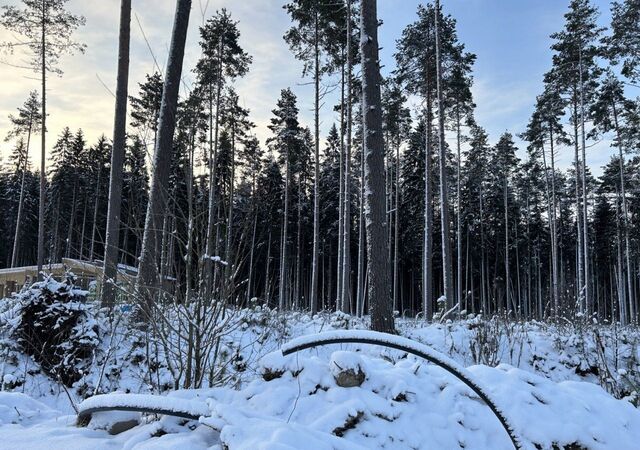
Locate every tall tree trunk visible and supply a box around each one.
[203,38,224,300]
[578,48,590,314]
[434,0,454,309]
[37,0,46,278]
[615,188,627,324]
[504,172,510,312]
[65,181,77,258]
[310,8,321,314]
[456,104,462,310]
[341,2,353,314]
[185,133,195,305]
[613,103,635,322]
[101,0,131,307]
[393,138,400,314]
[265,230,272,304]
[423,76,434,320]
[361,0,394,333]
[356,138,366,317]
[89,164,102,261]
[224,124,236,301]
[246,172,257,303]
[79,193,88,259]
[136,0,191,317]
[573,98,584,314]
[337,58,345,311]
[295,175,302,308]
[11,122,32,268]
[279,156,290,310]
[548,127,560,314]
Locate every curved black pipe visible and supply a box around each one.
[281,333,522,450]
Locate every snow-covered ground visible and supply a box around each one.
[1,300,639,449]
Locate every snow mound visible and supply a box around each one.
[0,392,57,425]
[203,348,640,449]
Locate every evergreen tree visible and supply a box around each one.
[605,0,640,83]
[1,0,85,276]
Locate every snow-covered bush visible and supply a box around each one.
[9,274,100,386]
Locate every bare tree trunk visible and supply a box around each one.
[435,0,454,310]
[480,185,487,314]
[295,175,302,308]
[279,156,290,310]
[203,37,224,300]
[79,194,88,259]
[393,139,400,314]
[11,122,32,268]
[137,0,192,317]
[356,140,366,317]
[246,172,257,303]
[456,105,462,310]
[337,59,345,311]
[185,134,195,305]
[572,98,584,314]
[341,2,353,314]
[504,172,510,312]
[613,104,634,322]
[310,8,321,314]
[265,230,272,304]
[37,0,47,278]
[615,188,627,324]
[65,181,77,258]
[423,77,434,320]
[578,48,590,314]
[101,0,131,307]
[224,124,236,301]
[549,127,560,314]
[360,0,393,333]
[89,164,102,261]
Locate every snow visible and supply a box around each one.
[78,393,210,419]
[329,351,366,376]
[1,309,639,449]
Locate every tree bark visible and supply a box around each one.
[203,37,224,300]
[136,0,192,317]
[11,122,32,268]
[279,155,290,310]
[101,0,131,308]
[341,0,353,314]
[423,73,434,320]
[310,8,321,314]
[360,0,394,333]
[435,0,454,310]
[37,0,46,278]
[578,48,590,314]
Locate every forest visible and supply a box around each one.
[0,0,639,449]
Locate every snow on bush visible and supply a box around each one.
[5,274,100,386]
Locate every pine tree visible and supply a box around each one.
[591,70,637,322]
[195,8,251,300]
[284,0,345,314]
[5,91,42,268]
[547,0,605,314]
[268,89,305,310]
[361,0,394,333]
[605,0,640,83]
[102,0,131,308]
[1,0,85,277]
[136,0,192,318]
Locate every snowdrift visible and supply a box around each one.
[2,332,639,449]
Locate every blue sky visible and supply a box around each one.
[0,0,627,174]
